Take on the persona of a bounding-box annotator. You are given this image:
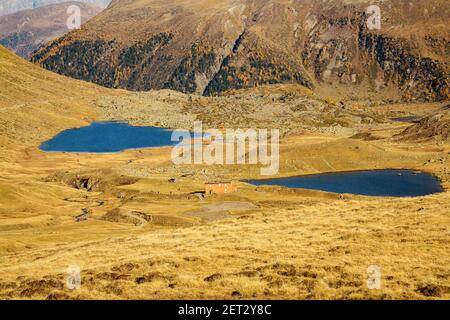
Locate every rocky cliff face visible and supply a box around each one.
[31,0,449,101]
[358,31,448,102]
[301,8,449,102]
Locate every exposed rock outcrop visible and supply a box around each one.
[395,110,450,141]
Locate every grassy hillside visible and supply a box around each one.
[0,45,449,300]
[0,45,120,146]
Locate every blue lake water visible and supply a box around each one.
[40,122,180,153]
[245,170,443,197]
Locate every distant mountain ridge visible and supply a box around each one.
[0,2,102,58]
[0,0,110,16]
[31,0,449,101]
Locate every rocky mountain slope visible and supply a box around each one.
[395,108,450,141]
[0,0,110,16]
[0,2,102,58]
[30,0,449,101]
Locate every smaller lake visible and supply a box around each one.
[245,169,443,197]
[40,122,180,153]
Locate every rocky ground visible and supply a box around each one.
[395,109,450,142]
[96,84,384,137]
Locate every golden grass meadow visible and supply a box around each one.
[0,44,449,300]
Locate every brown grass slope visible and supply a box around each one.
[0,46,449,300]
[0,44,121,148]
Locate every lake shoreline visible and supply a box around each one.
[243,169,444,197]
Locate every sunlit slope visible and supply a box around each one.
[0,45,120,146]
[0,45,125,245]
[0,45,112,106]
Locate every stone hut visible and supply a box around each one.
[205,182,236,194]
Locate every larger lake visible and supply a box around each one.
[245,169,443,197]
[40,122,180,153]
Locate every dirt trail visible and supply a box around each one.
[123,211,149,228]
[0,96,96,111]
